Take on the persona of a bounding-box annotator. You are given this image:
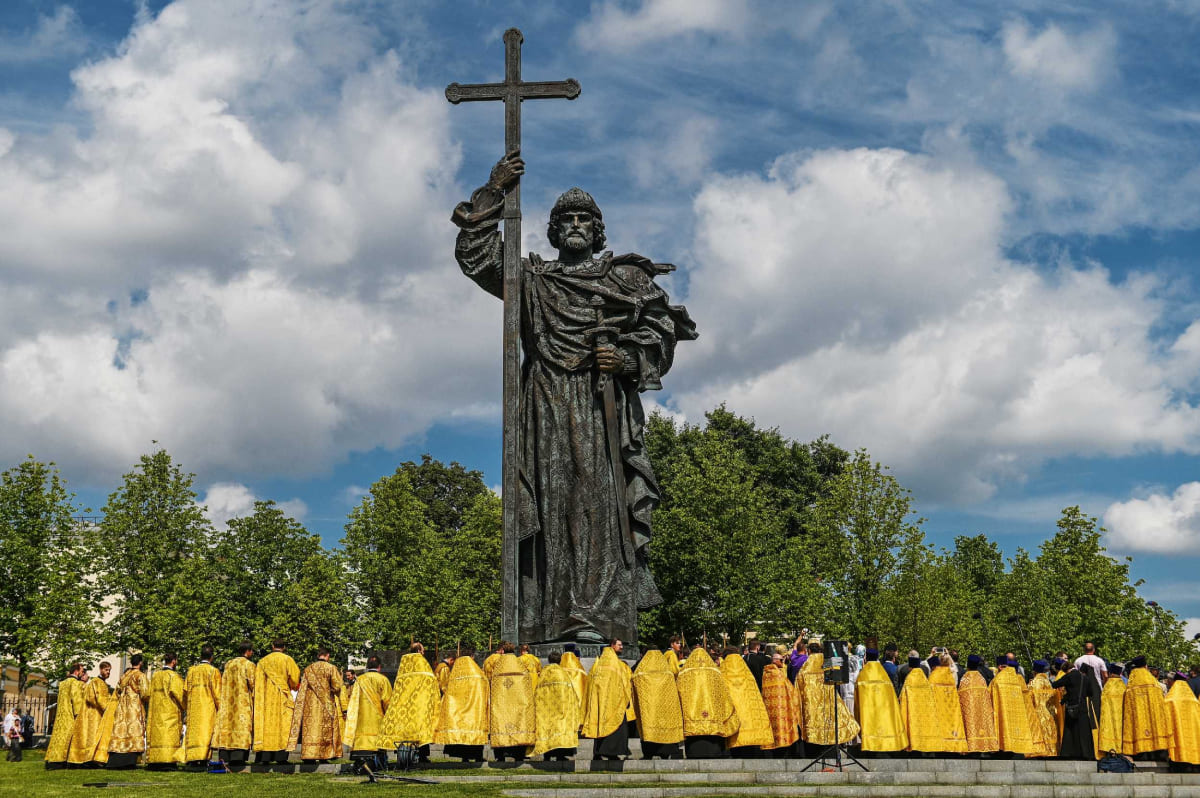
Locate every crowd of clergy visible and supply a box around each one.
[34,633,1200,772]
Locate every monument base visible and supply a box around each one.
[528,642,640,662]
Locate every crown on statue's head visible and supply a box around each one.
[552,187,602,219]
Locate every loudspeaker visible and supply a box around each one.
[823,640,849,685]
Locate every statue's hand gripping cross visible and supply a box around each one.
[445,28,580,646]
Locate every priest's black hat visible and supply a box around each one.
[1033,659,1049,673]
[907,656,922,668]
[967,654,982,668]
[865,648,879,661]
[1129,655,1147,669]
[1108,662,1124,676]
[996,655,1008,667]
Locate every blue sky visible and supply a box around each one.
[3,0,1200,629]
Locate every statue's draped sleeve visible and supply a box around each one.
[452,183,506,299]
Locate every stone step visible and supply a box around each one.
[425,769,1200,786]
[419,757,1172,774]
[501,788,1200,798]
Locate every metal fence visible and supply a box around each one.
[2,694,49,735]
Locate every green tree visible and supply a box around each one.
[269,551,362,665]
[98,448,212,658]
[0,457,102,693]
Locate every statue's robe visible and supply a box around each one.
[182,662,220,764]
[252,651,300,760]
[854,660,906,752]
[796,653,859,746]
[532,663,582,758]
[287,660,344,761]
[433,656,488,761]
[560,651,589,722]
[67,676,112,765]
[102,668,150,767]
[211,656,255,762]
[990,667,1038,755]
[1028,673,1061,758]
[146,667,185,766]
[1123,667,1170,755]
[761,663,801,753]
[1165,680,1200,765]
[632,651,683,758]
[380,653,439,753]
[45,676,85,768]
[454,184,697,643]
[958,669,999,753]
[677,648,738,758]
[1097,676,1126,756]
[582,648,632,758]
[343,670,392,753]
[720,652,774,750]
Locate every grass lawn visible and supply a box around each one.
[0,751,511,798]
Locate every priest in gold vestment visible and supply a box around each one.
[899,656,959,753]
[560,649,589,722]
[678,647,738,758]
[211,641,256,766]
[102,654,151,769]
[380,648,439,762]
[762,659,801,755]
[1027,660,1061,758]
[287,648,344,762]
[1165,675,1200,765]
[720,649,774,752]
[434,652,488,762]
[343,656,392,762]
[795,646,859,749]
[253,639,301,763]
[854,649,906,753]
[183,646,221,767]
[958,655,999,753]
[583,645,632,760]
[518,644,542,686]
[990,658,1038,755]
[146,653,185,768]
[68,661,113,766]
[632,650,683,759]
[1097,662,1126,756]
[1122,656,1170,755]
[532,652,582,759]
[435,655,454,693]
[45,663,86,769]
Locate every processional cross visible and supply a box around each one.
[445,29,581,644]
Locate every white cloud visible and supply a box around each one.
[1002,20,1116,92]
[672,147,1200,503]
[627,115,718,189]
[202,482,308,531]
[578,0,748,51]
[0,6,88,64]
[1185,618,1200,641]
[1104,483,1200,553]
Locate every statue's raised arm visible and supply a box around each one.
[451,151,525,299]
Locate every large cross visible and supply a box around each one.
[446,29,580,645]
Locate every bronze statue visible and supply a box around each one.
[452,153,695,645]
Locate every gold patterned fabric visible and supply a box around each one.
[664,649,682,674]
[761,663,800,750]
[990,667,1036,754]
[435,662,451,693]
[67,677,112,764]
[147,668,185,764]
[677,648,738,737]
[560,652,589,722]
[183,662,221,762]
[519,653,542,688]
[1123,667,1170,755]
[342,670,392,750]
[929,666,968,753]
[45,676,85,764]
[211,656,255,751]
[1028,673,1061,758]
[581,648,630,739]
[483,652,501,681]
[958,670,999,753]
[854,661,905,752]
[253,651,300,752]
[489,653,535,749]
[532,664,581,755]
[380,653,439,748]
[105,668,150,757]
[899,667,943,752]
[1097,676,1125,755]
[1165,680,1200,765]
[720,652,774,748]
[796,653,859,745]
[286,660,344,760]
[433,656,488,746]
[632,651,684,745]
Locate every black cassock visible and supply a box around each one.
[454,183,697,644]
[1051,669,1098,760]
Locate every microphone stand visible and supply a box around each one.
[1009,616,1034,671]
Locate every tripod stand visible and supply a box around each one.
[800,672,867,772]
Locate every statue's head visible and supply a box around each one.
[547,187,606,255]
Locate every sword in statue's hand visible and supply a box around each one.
[590,296,634,568]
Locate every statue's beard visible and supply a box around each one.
[560,232,592,255]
